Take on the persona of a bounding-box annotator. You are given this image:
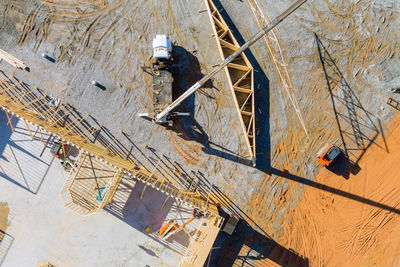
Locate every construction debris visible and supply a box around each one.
[0,48,28,71]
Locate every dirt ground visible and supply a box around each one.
[268,111,400,266]
[0,202,9,239]
[0,0,400,265]
[0,203,9,230]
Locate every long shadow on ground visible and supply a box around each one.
[169,45,250,165]
[0,110,53,194]
[208,206,308,267]
[0,230,14,266]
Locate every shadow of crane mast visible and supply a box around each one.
[315,33,384,165]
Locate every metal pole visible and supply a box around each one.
[154,0,307,122]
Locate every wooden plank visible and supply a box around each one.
[250,68,256,157]
[227,62,251,71]
[39,134,52,157]
[233,69,252,87]
[24,120,34,139]
[219,29,229,39]
[0,48,28,70]
[4,110,14,132]
[241,110,252,116]
[211,15,227,32]
[240,93,253,112]
[0,81,23,93]
[218,38,239,51]
[233,86,252,94]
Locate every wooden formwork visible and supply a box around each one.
[204,0,256,162]
[61,150,124,215]
[0,74,217,216]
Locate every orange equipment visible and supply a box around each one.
[316,144,340,166]
[50,141,68,158]
[171,217,194,234]
[158,217,195,239]
[158,220,177,238]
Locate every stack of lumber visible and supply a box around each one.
[0,48,28,70]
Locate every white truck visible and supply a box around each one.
[152,34,172,60]
[139,35,175,124]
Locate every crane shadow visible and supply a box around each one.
[315,33,385,168]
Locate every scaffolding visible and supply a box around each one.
[179,210,224,266]
[61,150,124,215]
[0,72,217,216]
[0,70,225,267]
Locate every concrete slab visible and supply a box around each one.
[0,111,185,267]
[0,112,53,194]
[105,175,207,256]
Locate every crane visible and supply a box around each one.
[153,0,308,123]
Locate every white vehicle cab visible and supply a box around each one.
[152,34,172,60]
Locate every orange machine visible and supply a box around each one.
[316,144,340,166]
[158,220,177,238]
[158,217,195,239]
[50,141,68,158]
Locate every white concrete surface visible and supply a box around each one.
[0,113,53,194]
[0,112,182,267]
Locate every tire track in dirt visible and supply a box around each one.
[168,135,202,166]
[347,163,367,257]
[45,0,124,21]
[279,112,400,266]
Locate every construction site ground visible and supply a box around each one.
[0,0,400,266]
[0,113,195,266]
